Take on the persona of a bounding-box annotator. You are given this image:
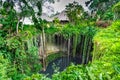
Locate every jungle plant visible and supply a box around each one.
[24,73,51,80]
[85,0,119,20]
[52,21,120,80]
[112,1,120,20]
[0,54,16,80]
[0,55,10,80]
[65,1,84,24]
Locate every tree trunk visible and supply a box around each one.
[22,17,25,30]
[86,37,92,63]
[72,34,78,57]
[80,35,84,59]
[82,35,88,64]
[42,27,46,71]
[67,38,71,63]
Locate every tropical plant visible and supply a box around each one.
[24,74,51,80]
[85,0,119,20]
[65,1,84,24]
[52,21,120,80]
[112,1,120,20]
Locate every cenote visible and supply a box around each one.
[39,29,94,78]
[0,0,120,79]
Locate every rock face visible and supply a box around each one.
[46,43,60,53]
[46,43,67,54]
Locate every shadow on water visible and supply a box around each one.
[40,56,81,78]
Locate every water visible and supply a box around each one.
[40,56,81,78]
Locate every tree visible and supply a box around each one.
[0,0,56,34]
[85,0,119,20]
[65,1,84,24]
[0,1,17,35]
[0,0,56,74]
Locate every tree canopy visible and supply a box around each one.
[65,1,84,24]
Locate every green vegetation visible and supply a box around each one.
[52,20,120,80]
[0,0,120,80]
[0,55,13,80]
[112,2,120,20]
[0,26,42,79]
[65,1,84,24]
[24,74,51,80]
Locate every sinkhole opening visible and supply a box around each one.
[39,34,94,77]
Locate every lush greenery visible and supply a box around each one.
[0,0,120,80]
[0,26,42,79]
[51,21,120,80]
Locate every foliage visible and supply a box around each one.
[52,21,120,80]
[0,26,42,79]
[112,2,120,13]
[53,17,60,25]
[0,54,16,80]
[0,55,10,80]
[0,0,56,34]
[45,22,97,39]
[92,20,120,79]
[0,7,17,34]
[52,64,88,80]
[93,20,120,60]
[45,26,60,35]
[65,1,84,24]
[112,1,120,20]
[24,74,51,80]
[61,24,79,39]
[52,62,120,80]
[86,0,119,12]
[102,9,114,20]
[85,0,119,20]
[0,0,120,79]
